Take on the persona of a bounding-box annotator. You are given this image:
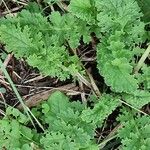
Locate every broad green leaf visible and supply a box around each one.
[102,58,138,93]
[48,91,69,113]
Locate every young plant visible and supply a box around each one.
[0,0,149,149]
[0,91,120,149]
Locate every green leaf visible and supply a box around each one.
[21,126,34,140]
[6,107,28,123]
[96,0,145,94]
[118,114,150,150]
[68,0,96,24]
[42,103,50,114]
[39,91,98,149]
[100,58,138,93]
[24,2,41,13]
[40,131,77,150]
[96,0,143,34]
[27,46,71,80]
[0,119,21,149]
[0,9,85,80]
[22,144,33,150]
[48,91,69,113]
[138,65,150,90]
[18,10,50,31]
[123,90,150,109]
[136,0,150,22]
[81,94,120,126]
[49,12,91,48]
[0,24,39,58]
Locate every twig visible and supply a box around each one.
[3,54,13,66]
[1,0,11,15]
[0,93,7,108]
[12,0,27,5]
[86,69,101,96]
[134,44,150,73]
[81,57,96,62]
[2,5,23,15]
[76,72,91,88]
[99,135,118,149]
[58,1,68,11]
[24,75,45,83]
[119,99,148,116]
[0,109,6,116]
[78,80,87,104]
[0,54,13,76]
[17,83,79,109]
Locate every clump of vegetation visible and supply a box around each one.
[0,0,149,149]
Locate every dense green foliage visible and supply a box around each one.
[118,110,150,150]
[0,91,120,149]
[0,0,149,149]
